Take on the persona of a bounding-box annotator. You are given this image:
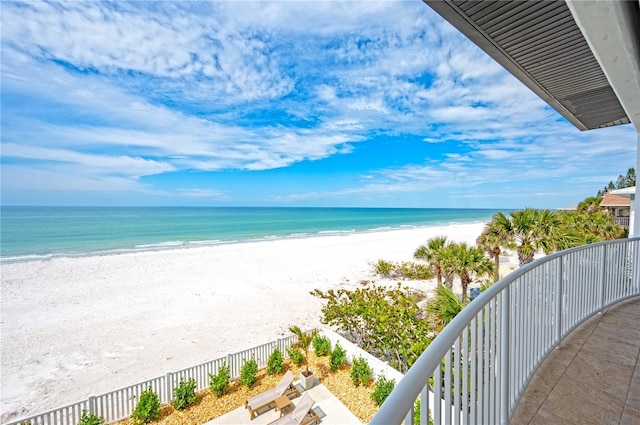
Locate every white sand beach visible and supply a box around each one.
[0,222,491,422]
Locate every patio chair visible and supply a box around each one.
[268,393,320,425]
[246,370,299,419]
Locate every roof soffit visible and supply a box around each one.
[423,0,631,131]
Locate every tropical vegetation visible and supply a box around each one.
[373,259,433,280]
[131,387,160,424]
[483,208,560,267]
[413,236,449,286]
[476,215,512,282]
[350,356,372,387]
[78,410,104,425]
[172,377,198,410]
[288,326,319,374]
[239,357,258,388]
[311,285,431,373]
[267,347,284,375]
[317,169,634,395]
[208,362,230,397]
[371,375,395,406]
[440,242,493,299]
[425,286,467,332]
[596,167,636,197]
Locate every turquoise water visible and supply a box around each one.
[0,207,499,261]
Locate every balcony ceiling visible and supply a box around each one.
[424,0,640,132]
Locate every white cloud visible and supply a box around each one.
[1,0,637,206]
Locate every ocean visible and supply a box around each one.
[0,206,499,261]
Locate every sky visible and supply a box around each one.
[1,0,637,209]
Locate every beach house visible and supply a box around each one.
[600,190,632,229]
[372,1,640,424]
[611,186,638,237]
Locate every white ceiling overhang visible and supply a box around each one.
[424,0,640,132]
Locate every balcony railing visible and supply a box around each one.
[614,216,630,228]
[370,238,640,425]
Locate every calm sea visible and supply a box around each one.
[0,206,499,261]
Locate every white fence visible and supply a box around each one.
[370,238,640,425]
[6,335,297,425]
[6,328,407,425]
[321,328,404,383]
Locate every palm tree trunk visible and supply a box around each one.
[435,264,442,287]
[518,251,535,266]
[461,275,471,300]
[492,247,500,282]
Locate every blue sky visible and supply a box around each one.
[1,0,637,208]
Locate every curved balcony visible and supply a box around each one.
[370,238,640,425]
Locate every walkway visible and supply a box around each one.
[510,297,640,425]
[206,380,362,425]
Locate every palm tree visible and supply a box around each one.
[426,285,466,332]
[555,210,625,249]
[477,213,514,282]
[288,326,318,375]
[577,196,603,213]
[441,242,493,300]
[414,236,450,287]
[495,208,560,267]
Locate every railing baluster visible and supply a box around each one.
[462,325,469,425]
[470,316,477,424]
[556,257,563,346]
[434,356,443,425]
[500,286,510,425]
[483,303,490,425]
[454,337,461,425]
[444,347,452,425]
[421,384,429,425]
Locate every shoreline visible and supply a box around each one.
[1,222,488,422]
[0,219,490,264]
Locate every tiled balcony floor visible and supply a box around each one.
[510,297,640,425]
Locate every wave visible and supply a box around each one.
[1,253,55,263]
[135,241,187,248]
[317,229,356,235]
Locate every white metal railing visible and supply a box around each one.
[614,216,630,227]
[370,238,640,425]
[5,334,297,425]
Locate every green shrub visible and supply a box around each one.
[287,346,304,366]
[131,387,160,424]
[78,410,104,425]
[172,377,198,410]
[240,356,258,388]
[371,375,395,406]
[267,348,284,375]
[209,362,230,396]
[400,262,434,280]
[313,335,331,356]
[374,259,395,276]
[374,260,433,279]
[330,342,347,372]
[350,356,372,387]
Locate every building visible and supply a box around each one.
[611,186,637,237]
[600,190,632,228]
